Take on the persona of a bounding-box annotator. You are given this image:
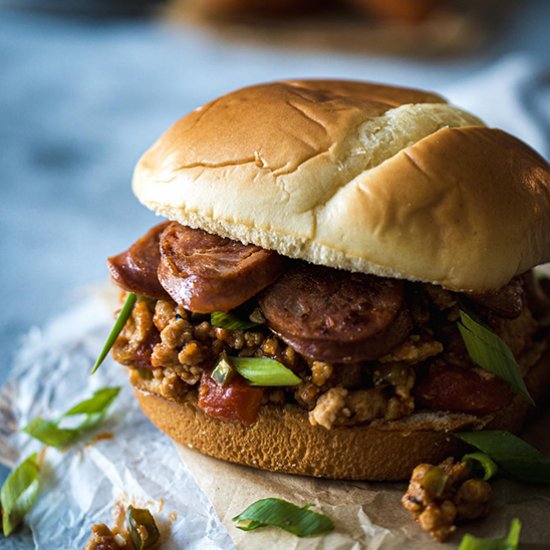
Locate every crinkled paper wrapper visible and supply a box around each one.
[1,288,549,549]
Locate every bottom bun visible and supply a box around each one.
[133,340,550,481]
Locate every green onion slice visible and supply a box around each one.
[230,357,301,386]
[127,505,160,550]
[23,387,120,447]
[458,517,521,550]
[210,311,261,331]
[91,292,137,375]
[211,352,236,386]
[418,467,448,497]
[1,453,40,536]
[458,310,535,405]
[457,430,550,484]
[463,452,498,481]
[232,498,334,537]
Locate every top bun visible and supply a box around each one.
[133,80,550,292]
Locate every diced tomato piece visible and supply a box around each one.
[198,373,263,425]
[133,326,160,370]
[415,365,513,415]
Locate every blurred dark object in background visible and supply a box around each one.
[1,0,164,17]
[197,0,330,18]
[195,0,447,22]
[3,0,517,57]
[181,0,451,23]
[346,0,442,22]
[166,0,514,57]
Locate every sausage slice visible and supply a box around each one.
[415,365,513,414]
[108,222,171,300]
[259,264,411,363]
[158,223,284,313]
[467,277,524,319]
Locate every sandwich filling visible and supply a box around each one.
[109,222,549,429]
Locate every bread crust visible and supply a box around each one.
[128,79,550,478]
[132,80,550,292]
[132,338,550,481]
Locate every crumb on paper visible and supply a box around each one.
[84,523,131,550]
[402,457,491,542]
[84,502,162,550]
[93,432,114,443]
[84,432,114,449]
[112,500,127,534]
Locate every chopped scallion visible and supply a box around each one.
[457,431,550,484]
[210,311,261,331]
[458,310,534,405]
[230,356,301,386]
[127,505,160,550]
[1,453,40,536]
[463,452,498,481]
[248,308,265,325]
[91,292,136,375]
[23,387,120,447]
[232,498,334,537]
[458,517,521,550]
[211,352,236,386]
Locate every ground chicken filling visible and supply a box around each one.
[112,274,543,430]
[402,457,492,542]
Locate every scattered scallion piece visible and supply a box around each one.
[210,311,261,331]
[458,517,521,550]
[457,431,550,484]
[136,368,153,380]
[230,356,301,386]
[1,453,40,536]
[418,467,448,497]
[127,505,160,550]
[458,310,535,405]
[23,387,120,447]
[232,498,334,537]
[91,292,136,375]
[463,452,498,481]
[211,351,236,386]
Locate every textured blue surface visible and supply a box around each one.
[1,2,550,382]
[0,0,549,506]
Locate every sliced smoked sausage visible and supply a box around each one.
[467,277,524,319]
[259,264,411,363]
[108,222,171,300]
[415,365,513,415]
[158,223,284,313]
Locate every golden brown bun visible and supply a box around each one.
[132,338,550,481]
[133,80,550,292]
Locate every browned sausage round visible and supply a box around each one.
[467,277,524,319]
[259,264,411,363]
[108,222,171,300]
[415,365,513,415]
[158,223,284,313]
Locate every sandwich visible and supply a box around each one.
[106,80,550,480]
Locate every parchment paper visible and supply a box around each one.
[178,408,550,549]
[1,284,549,549]
[176,265,550,548]
[0,290,232,549]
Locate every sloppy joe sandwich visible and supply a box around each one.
[106,80,550,480]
